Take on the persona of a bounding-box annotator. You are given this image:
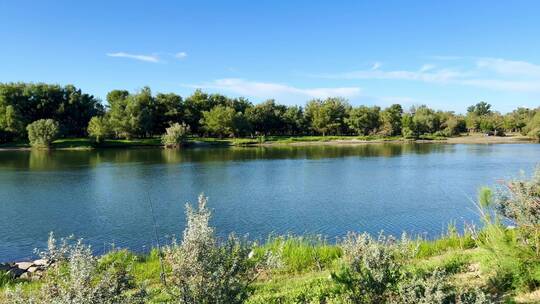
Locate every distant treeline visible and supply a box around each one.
[1,82,539,143]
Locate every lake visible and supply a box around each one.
[1,143,539,262]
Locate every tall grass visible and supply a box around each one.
[254,235,342,273]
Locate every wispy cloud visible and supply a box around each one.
[106,52,160,63]
[175,52,188,59]
[476,58,540,77]
[183,78,361,101]
[313,57,540,92]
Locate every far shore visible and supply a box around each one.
[0,134,535,151]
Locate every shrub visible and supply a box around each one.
[3,233,146,304]
[164,194,256,304]
[161,122,190,148]
[473,168,540,292]
[87,116,111,144]
[26,119,59,148]
[331,233,403,303]
[399,269,489,304]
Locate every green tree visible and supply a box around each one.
[466,102,493,133]
[412,105,441,134]
[245,100,287,135]
[87,116,110,143]
[106,87,157,139]
[380,104,403,136]
[282,105,306,135]
[0,83,103,140]
[201,105,237,138]
[153,93,183,134]
[346,106,381,136]
[523,110,540,140]
[305,97,350,136]
[26,119,59,148]
[467,101,492,116]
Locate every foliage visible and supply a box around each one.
[164,194,256,304]
[332,233,404,303]
[244,100,287,135]
[254,235,342,273]
[3,233,145,304]
[305,97,350,136]
[475,168,540,292]
[161,122,190,148]
[26,119,59,148]
[523,111,540,140]
[0,83,103,139]
[345,106,381,136]
[380,104,403,136]
[2,83,539,144]
[87,116,110,143]
[200,105,239,138]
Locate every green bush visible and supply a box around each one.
[476,168,540,292]
[26,119,59,148]
[3,233,146,304]
[87,116,111,144]
[164,194,257,304]
[331,233,404,303]
[161,122,190,148]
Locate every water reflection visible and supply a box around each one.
[0,143,454,171]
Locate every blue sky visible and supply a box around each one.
[1,1,539,113]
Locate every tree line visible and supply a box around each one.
[1,82,539,144]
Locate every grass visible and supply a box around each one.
[2,230,539,303]
[0,134,448,150]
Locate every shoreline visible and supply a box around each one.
[0,134,535,151]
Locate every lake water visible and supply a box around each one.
[1,143,539,262]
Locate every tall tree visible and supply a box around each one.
[346,106,381,136]
[305,97,350,136]
[380,104,403,136]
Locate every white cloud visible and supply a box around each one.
[106,52,160,63]
[313,57,540,92]
[476,57,540,77]
[183,78,361,101]
[175,52,188,59]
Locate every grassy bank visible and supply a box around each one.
[1,229,537,303]
[2,133,532,151]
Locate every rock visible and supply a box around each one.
[33,259,49,266]
[27,266,40,273]
[7,267,25,278]
[19,272,31,280]
[15,262,34,270]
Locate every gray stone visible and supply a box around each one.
[15,262,33,270]
[33,259,49,266]
[19,272,31,280]
[27,266,40,273]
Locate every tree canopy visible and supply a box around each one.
[1,82,539,144]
